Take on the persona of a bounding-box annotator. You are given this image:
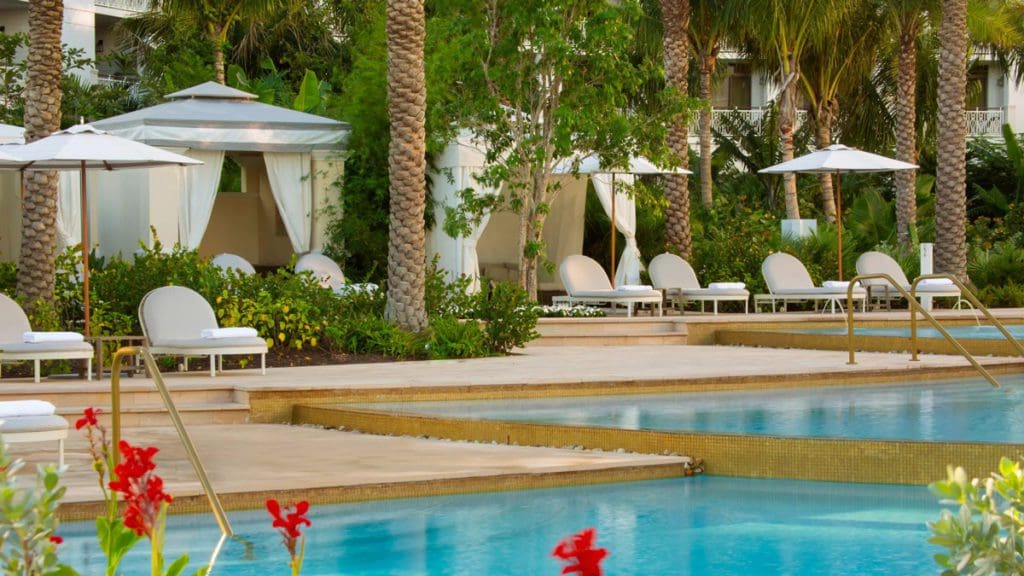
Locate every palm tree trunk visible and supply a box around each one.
[815,109,836,222]
[214,45,226,85]
[935,0,968,281]
[384,0,428,331]
[780,57,800,219]
[18,0,63,306]
[894,23,919,250]
[698,51,716,208]
[661,0,692,258]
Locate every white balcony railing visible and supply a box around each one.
[689,108,808,133]
[966,109,1005,137]
[95,0,150,12]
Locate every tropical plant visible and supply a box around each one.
[18,0,64,307]
[935,0,969,281]
[384,0,429,331]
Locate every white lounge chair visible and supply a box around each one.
[855,251,965,309]
[755,252,867,313]
[0,400,69,467]
[139,286,267,377]
[649,253,750,314]
[210,253,256,276]
[552,255,662,317]
[0,293,93,383]
[295,253,378,294]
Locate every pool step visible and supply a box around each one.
[531,317,688,346]
[0,380,249,426]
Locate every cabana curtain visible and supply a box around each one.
[56,172,82,248]
[265,152,312,253]
[591,173,641,286]
[178,149,225,249]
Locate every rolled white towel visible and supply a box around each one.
[919,278,955,286]
[22,331,84,344]
[201,327,259,339]
[708,282,746,290]
[616,284,654,292]
[822,280,853,289]
[0,400,56,418]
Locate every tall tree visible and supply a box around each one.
[935,0,968,280]
[124,0,280,84]
[799,0,875,221]
[746,0,837,219]
[688,0,738,208]
[661,0,692,256]
[384,0,428,330]
[17,0,63,305]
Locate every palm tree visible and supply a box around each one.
[935,0,968,280]
[799,0,876,221]
[123,0,281,84]
[745,0,838,220]
[384,0,428,331]
[17,0,63,306]
[688,0,739,208]
[660,0,692,258]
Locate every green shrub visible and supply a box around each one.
[324,315,425,359]
[977,282,1024,308]
[470,281,539,354]
[929,457,1024,574]
[427,316,488,359]
[0,262,14,296]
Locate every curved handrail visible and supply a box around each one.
[846,273,1000,388]
[110,347,233,536]
[910,273,1024,359]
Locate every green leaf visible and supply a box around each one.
[163,554,190,576]
[293,70,322,113]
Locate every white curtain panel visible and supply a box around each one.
[56,171,82,249]
[591,173,641,286]
[458,167,499,292]
[264,152,312,253]
[178,149,225,249]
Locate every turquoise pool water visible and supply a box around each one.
[59,476,939,575]
[796,324,1024,340]
[358,377,1024,442]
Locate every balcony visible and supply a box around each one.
[95,0,150,12]
[966,109,1005,137]
[689,108,809,133]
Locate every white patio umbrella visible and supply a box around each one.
[553,154,691,286]
[0,124,202,337]
[759,144,917,280]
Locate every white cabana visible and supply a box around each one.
[29,81,351,264]
[427,134,647,292]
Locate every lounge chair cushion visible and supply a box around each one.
[0,340,94,354]
[150,336,268,350]
[0,293,32,343]
[676,287,750,298]
[0,414,69,434]
[762,253,817,291]
[140,286,268,354]
[649,253,702,290]
[570,289,662,299]
[766,287,866,296]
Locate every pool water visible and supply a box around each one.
[59,476,940,575]
[797,324,1024,340]
[358,377,1024,442]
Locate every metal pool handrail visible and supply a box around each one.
[110,346,233,536]
[910,273,1024,360]
[846,273,1001,388]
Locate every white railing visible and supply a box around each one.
[95,0,150,12]
[690,108,808,133]
[966,109,1005,137]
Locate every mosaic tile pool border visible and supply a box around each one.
[293,405,1024,487]
[715,329,1024,357]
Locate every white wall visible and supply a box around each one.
[0,1,96,82]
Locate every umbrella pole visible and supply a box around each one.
[610,175,616,288]
[80,161,90,339]
[836,170,843,281]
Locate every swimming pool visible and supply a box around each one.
[356,377,1024,443]
[58,476,939,575]
[793,324,1024,340]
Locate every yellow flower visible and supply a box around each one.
[310,337,318,347]
[278,332,286,342]
[282,305,290,314]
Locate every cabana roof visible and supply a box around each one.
[93,81,349,153]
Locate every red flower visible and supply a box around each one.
[75,407,101,430]
[552,528,608,576]
[266,499,311,558]
[108,440,173,538]
[49,535,63,545]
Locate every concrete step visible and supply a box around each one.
[0,382,239,409]
[59,402,250,427]
[536,317,688,337]
[528,332,689,347]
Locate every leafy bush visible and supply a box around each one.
[469,282,539,354]
[0,262,14,296]
[929,458,1024,574]
[536,305,606,318]
[324,315,425,359]
[427,316,488,359]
